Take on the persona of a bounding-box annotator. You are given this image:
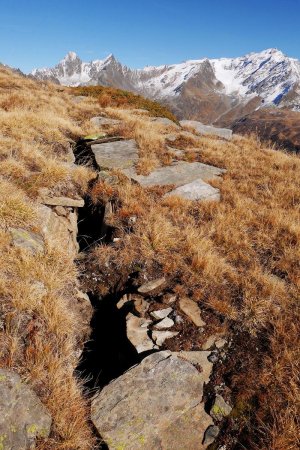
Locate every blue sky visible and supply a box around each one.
[1,0,300,72]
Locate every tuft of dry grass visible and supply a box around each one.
[0,66,100,449]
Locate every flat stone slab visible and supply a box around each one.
[165,178,220,201]
[126,313,155,353]
[0,369,52,449]
[123,161,225,188]
[90,116,121,127]
[180,120,232,139]
[91,351,212,449]
[91,139,139,170]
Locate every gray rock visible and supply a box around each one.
[10,228,44,254]
[126,313,155,353]
[180,120,233,139]
[179,297,206,327]
[152,330,179,346]
[90,116,121,127]
[91,139,138,170]
[165,178,220,201]
[174,351,213,384]
[215,338,227,349]
[150,307,172,320]
[38,194,84,208]
[91,351,213,449]
[151,117,180,128]
[203,425,220,446]
[210,394,232,421]
[123,161,225,188]
[0,369,52,449]
[137,277,166,295]
[154,317,174,329]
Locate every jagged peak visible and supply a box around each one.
[61,51,80,63]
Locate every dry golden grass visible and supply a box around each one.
[88,129,300,448]
[0,66,102,449]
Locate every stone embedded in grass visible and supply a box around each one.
[179,297,206,327]
[91,139,139,170]
[154,317,174,329]
[151,116,180,128]
[152,330,179,346]
[164,178,220,201]
[9,227,44,254]
[91,351,213,450]
[90,116,121,127]
[180,120,233,139]
[0,369,52,449]
[137,277,166,295]
[150,307,173,320]
[210,394,232,421]
[123,161,225,187]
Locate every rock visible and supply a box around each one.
[0,369,52,449]
[167,146,185,158]
[39,196,84,208]
[165,178,220,201]
[180,120,233,139]
[91,351,213,450]
[126,313,154,353]
[151,117,180,128]
[91,139,138,170]
[10,228,44,254]
[90,116,121,127]
[150,307,172,320]
[166,133,178,142]
[75,289,93,341]
[123,161,225,188]
[37,205,79,256]
[116,294,130,309]
[179,297,206,327]
[163,294,177,304]
[137,277,166,295]
[202,335,227,350]
[54,205,68,216]
[210,395,232,421]
[133,296,149,317]
[152,330,179,346]
[154,317,174,329]
[203,425,220,446]
[174,351,213,383]
[215,338,227,349]
[72,95,86,103]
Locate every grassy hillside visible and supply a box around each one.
[0,68,299,449]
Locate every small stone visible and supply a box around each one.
[179,298,205,327]
[203,425,220,446]
[152,330,179,346]
[116,294,131,309]
[10,228,44,254]
[202,335,218,350]
[215,338,227,349]
[208,352,219,363]
[138,277,166,295]
[210,395,232,421]
[154,317,174,329]
[163,294,177,304]
[126,313,154,353]
[175,314,183,324]
[165,179,220,202]
[150,307,173,320]
[54,205,68,216]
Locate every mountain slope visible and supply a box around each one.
[32,49,300,124]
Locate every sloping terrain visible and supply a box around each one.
[0,71,300,449]
[32,48,300,123]
[232,107,300,152]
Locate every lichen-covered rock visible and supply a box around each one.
[210,394,232,421]
[9,228,44,254]
[91,351,213,449]
[0,369,52,449]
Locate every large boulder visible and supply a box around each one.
[180,120,232,139]
[0,369,52,449]
[91,351,213,449]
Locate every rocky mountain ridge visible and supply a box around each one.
[32,48,300,124]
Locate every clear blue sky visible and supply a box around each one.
[1,0,300,73]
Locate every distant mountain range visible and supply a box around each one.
[32,49,300,125]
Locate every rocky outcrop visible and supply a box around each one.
[180,120,233,139]
[0,369,52,449]
[91,351,213,449]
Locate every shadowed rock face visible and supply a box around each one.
[91,351,213,450]
[231,108,300,152]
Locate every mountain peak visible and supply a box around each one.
[62,51,79,62]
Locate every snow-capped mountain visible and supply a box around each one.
[32,49,300,124]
